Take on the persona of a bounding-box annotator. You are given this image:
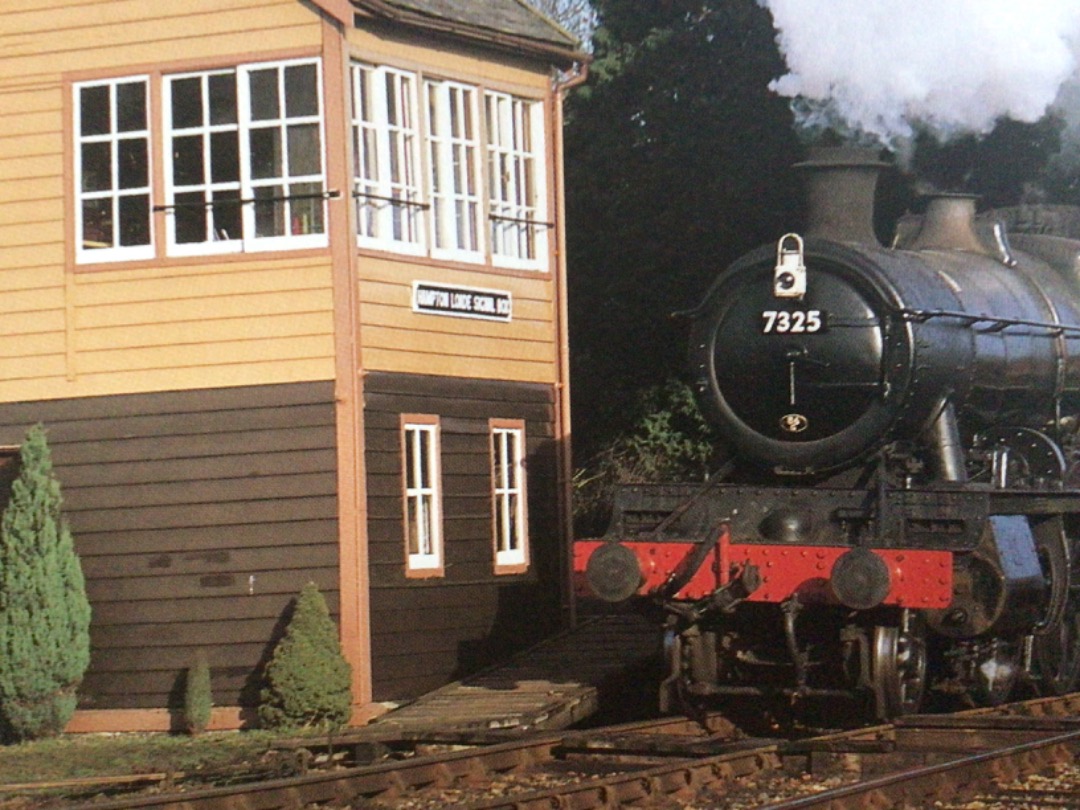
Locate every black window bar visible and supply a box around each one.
[489,212,555,229]
[153,189,341,212]
[352,190,431,210]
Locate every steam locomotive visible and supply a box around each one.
[573,146,1080,719]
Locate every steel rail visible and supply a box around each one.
[761,728,1080,810]
[58,695,1080,810]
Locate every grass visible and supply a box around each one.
[0,730,280,788]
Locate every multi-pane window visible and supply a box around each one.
[485,92,545,267]
[403,418,443,575]
[75,78,153,263]
[491,421,528,572]
[351,63,549,269]
[426,79,482,261]
[352,64,424,251]
[164,58,327,254]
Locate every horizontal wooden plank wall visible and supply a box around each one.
[0,0,335,405]
[0,381,339,711]
[363,371,564,701]
[359,258,559,383]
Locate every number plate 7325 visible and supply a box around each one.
[760,309,827,334]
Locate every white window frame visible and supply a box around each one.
[74,76,154,264]
[491,420,529,572]
[402,416,443,576]
[425,78,483,263]
[485,91,548,270]
[163,58,328,256]
[352,63,425,253]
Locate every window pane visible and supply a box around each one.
[175,191,206,243]
[405,433,418,489]
[208,74,237,125]
[82,198,113,248]
[118,194,150,246]
[407,499,420,555]
[249,128,281,179]
[287,123,320,176]
[80,86,110,136]
[417,432,430,488]
[118,138,148,188]
[116,81,146,132]
[210,131,239,183]
[81,141,111,192]
[249,69,280,120]
[172,134,204,185]
[171,77,203,129]
[211,189,241,241]
[253,185,284,236]
[285,63,318,117]
[289,182,324,235]
[417,496,433,555]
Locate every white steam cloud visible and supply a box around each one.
[759,0,1080,144]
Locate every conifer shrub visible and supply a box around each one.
[258,582,352,732]
[0,424,92,742]
[183,650,213,735]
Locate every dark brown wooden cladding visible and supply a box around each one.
[0,382,340,712]
[364,371,564,702]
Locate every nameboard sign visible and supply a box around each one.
[412,281,513,322]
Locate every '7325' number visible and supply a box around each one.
[761,309,825,334]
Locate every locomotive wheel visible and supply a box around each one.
[1033,520,1080,695]
[1034,604,1080,695]
[872,623,927,718]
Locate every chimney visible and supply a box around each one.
[795,146,888,245]
[907,193,990,254]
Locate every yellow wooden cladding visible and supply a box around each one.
[0,0,333,403]
[357,253,559,383]
[0,0,565,403]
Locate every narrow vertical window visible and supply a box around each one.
[485,92,547,269]
[352,64,424,250]
[165,70,242,251]
[164,58,327,254]
[491,420,528,573]
[75,77,153,263]
[403,417,443,575]
[426,79,482,261]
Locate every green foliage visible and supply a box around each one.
[183,650,213,735]
[0,424,92,743]
[909,117,1065,208]
[565,0,803,460]
[524,0,596,48]
[573,379,722,535]
[258,583,352,732]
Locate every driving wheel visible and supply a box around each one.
[872,622,927,719]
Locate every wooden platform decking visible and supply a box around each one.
[364,613,662,737]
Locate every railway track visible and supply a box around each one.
[47,693,1080,809]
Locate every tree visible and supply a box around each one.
[259,582,352,732]
[564,0,803,461]
[525,0,597,48]
[0,424,91,742]
[183,650,213,735]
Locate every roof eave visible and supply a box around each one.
[349,0,588,68]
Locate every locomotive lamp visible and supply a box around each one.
[774,233,807,298]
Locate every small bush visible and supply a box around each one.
[0,424,91,742]
[258,583,352,732]
[183,650,213,735]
